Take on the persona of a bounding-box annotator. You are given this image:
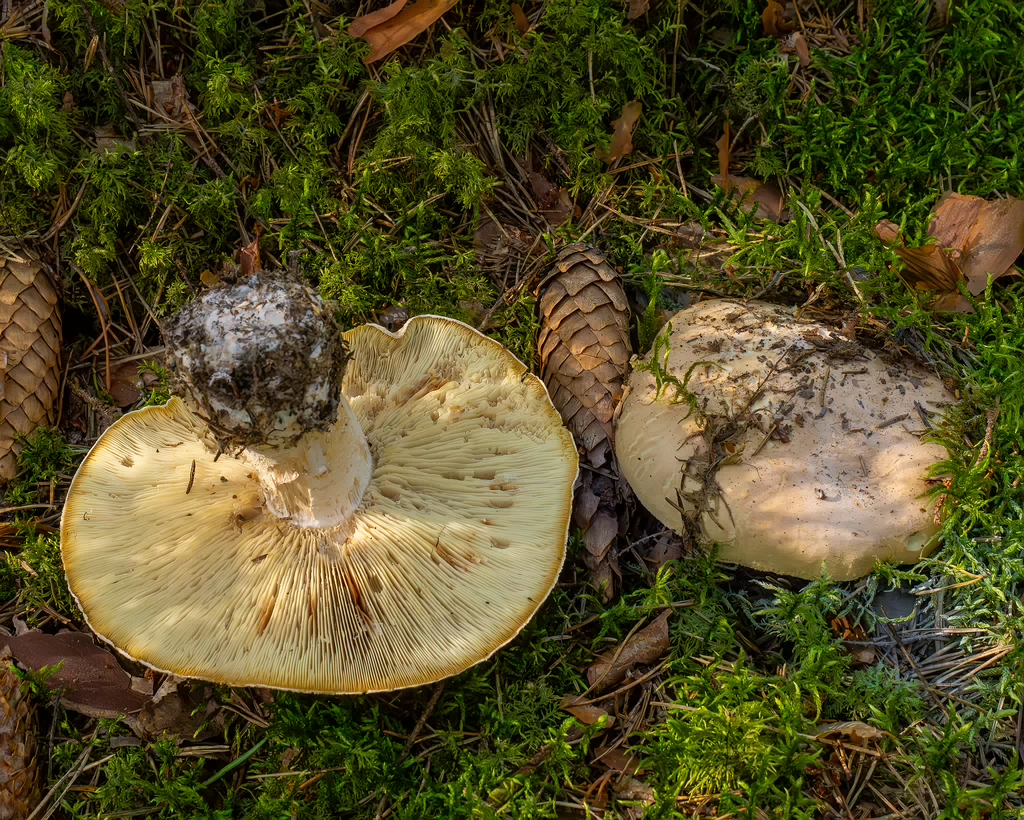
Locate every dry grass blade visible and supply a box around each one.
[0,658,40,819]
[0,258,62,482]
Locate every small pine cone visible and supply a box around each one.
[0,661,40,820]
[537,244,631,464]
[0,259,62,482]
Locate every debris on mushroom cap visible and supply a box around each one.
[615,299,953,581]
[163,275,346,449]
[61,314,577,694]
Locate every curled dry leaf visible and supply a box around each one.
[815,721,887,745]
[596,101,642,164]
[792,32,811,66]
[238,233,262,279]
[511,2,529,34]
[762,0,796,35]
[560,695,613,726]
[107,362,143,407]
[712,120,786,222]
[627,0,650,19]
[594,746,639,774]
[348,0,408,37]
[876,193,1024,311]
[586,609,671,693]
[350,0,458,64]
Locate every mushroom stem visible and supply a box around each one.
[242,396,372,529]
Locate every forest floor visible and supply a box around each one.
[3,0,1024,817]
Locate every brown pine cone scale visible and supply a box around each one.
[537,244,631,461]
[0,258,62,482]
[0,662,40,820]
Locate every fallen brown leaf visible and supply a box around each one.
[107,362,143,407]
[712,174,787,222]
[596,101,642,164]
[560,695,614,726]
[349,0,409,37]
[792,32,811,66]
[4,631,150,720]
[125,685,224,741]
[586,609,671,692]
[876,194,1024,311]
[762,0,796,35]
[351,0,458,64]
[816,721,887,745]
[511,2,529,34]
[627,0,650,19]
[594,746,639,774]
[529,172,575,226]
[932,193,1024,294]
[238,233,262,279]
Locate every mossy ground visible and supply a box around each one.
[3,0,1024,816]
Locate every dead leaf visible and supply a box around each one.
[596,101,642,164]
[511,2,529,33]
[349,0,409,37]
[762,0,796,35]
[238,234,262,279]
[932,193,1024,294]
[586,609,671,692]
[150,75,193,122]
[594,746,639,774]
[125,685,224,741]
[712,174,786,222]
[4,631,150,719]
[560,695,614,726]
[876,194,1024,311]
[94,125,136,153]
[645,533,684,568]
[351,0,458,64]
[816,721,887,745]
[529,172,574,226]
[930,0,950,27]
[792,32,811,66]
[200,270,222,288]
[627,0,650,19]
[613,776,655,803]
[107,362,143,407]
[716,120,731,189]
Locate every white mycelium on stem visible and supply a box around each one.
[164,276,371,528]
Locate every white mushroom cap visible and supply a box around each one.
[61,316,577,693]
[615,300,953,581]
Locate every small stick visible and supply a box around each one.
[875,413,909,430]
[186,459,197,494]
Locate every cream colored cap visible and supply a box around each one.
[615,300,952,581]
[61,316,577,693]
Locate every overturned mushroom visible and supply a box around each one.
[61,275,577,694]
[615,299,953,581]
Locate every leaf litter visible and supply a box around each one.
[876,192,1024,311]
[349,0,459,64]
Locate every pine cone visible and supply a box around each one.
[537,244,631,464]
[0,661,40,820]
[0,259,62,482]
[538,245,632,601]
